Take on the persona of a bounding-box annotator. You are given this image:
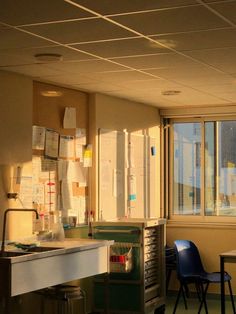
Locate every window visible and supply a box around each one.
[169,118,236,218]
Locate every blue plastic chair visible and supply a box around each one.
[173,240,235,314]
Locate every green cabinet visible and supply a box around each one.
[92,219,166,314]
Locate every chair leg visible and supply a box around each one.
[182,286,188,310]
[198,282,208,314]
[166,269,172,293]
[173,284,187,314]
[195,282,202,302]
[227,281,236,314]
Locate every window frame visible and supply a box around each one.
[167,115,236,224]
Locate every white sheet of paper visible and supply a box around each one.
[32,126,46,150]
[67,161,88,186]
[45,129,59,159]
[32,183,45,204]
[113,168,122,198]
[76,128,86,145]
[63,107,76,129]
[75,143,84,160]
[58,159,68,181]
[78,196,86,224]
[61,179,73,210]
[19,176,33,208]
[59,135,74,158]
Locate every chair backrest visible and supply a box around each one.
[174,240,205,280]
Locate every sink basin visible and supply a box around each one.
[26,246,62,253]
[0,240,111,297]
[0,251,32,257]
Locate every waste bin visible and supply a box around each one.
[37,285,86,314]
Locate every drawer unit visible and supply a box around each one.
[92,219,166,314]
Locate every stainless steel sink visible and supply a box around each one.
[0,251,32,257]
[26,246,62,253]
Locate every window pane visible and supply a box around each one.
[173,123,201,215]
[205,121,236,216]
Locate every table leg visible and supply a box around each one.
[220,256,225,314]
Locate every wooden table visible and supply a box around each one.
[220,250,236,314]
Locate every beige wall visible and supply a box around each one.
[0,70,33,240]
[89,93,161,219]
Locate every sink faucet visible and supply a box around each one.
[1,208,39,254]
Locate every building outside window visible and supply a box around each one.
[168,118,236,220]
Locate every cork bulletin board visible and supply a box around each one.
[32,81,90,225]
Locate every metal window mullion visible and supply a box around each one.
[163,120,170,219]
[201,121,205,217]
[216,123,220,216]
[169,121,174,218]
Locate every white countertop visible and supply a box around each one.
[2,238,114,264]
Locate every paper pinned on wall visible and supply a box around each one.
[78,196,86,224]
[61,179,73,209]
[45,129,59,159]
[19,176,33,208]
[67,161,88,186]
[83,145,92,167]
[32,126,46,150]
[76,128,86,145]
[59,135,74,158]
[58,159,68,181]
[63,107,76,129]
[32,183,45,204]
[75,143,84,160]
[113,169,122,198]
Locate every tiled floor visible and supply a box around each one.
[165,293,234,314]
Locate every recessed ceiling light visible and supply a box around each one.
[40,90,63,97]
[34,53,63,62]
[161,90,181,96]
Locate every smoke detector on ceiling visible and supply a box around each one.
[34,53,63,62]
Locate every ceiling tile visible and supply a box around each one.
[71,37,170,58]
[151,28,236,52]
[185,47,236,74]
[145,66,235,86]
[0,0,92,26]
[106,88,185,107]
[158,87,229,105]
[71,0,197,15]
[45,74,96,86]
[84,70,154,83]
[1,64,63,77]
[46,59,127,74]
[117,79,188,93]
[72,82,122,93]
[0,28,54,50]
[112,53,201,70]
[111,6,229,36]
[22,19,134,44]
[1,0,236,109]
[209,1,236,24]
[0,45,96,67]
[196,83,236,94]
[211,92,236,102]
